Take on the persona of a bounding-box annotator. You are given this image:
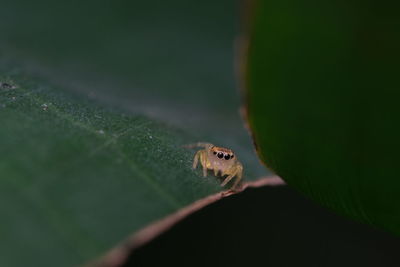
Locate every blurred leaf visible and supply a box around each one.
[0,0,269,266]
[245,0,400,234]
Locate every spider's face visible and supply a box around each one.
[209,146,235,161]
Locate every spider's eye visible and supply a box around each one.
[213,151,217,155]
[231,154,234,158]
[224,154,230,160]
[217,152,223,158]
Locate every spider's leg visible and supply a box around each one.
[184,142,213,149]
[221,163,243,188]
[192,150,201,169]
[231,164,243,190]
[213,168,219,176]
[199,150,208,177]
[220,168,238,187]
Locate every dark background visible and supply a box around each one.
[126,186,400,267]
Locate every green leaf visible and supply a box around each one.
[245,0,399,234]
[0,71,219,266]
[0,1,269,266]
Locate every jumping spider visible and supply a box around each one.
[185,143,243,190]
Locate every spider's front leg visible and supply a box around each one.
[220,163,243,189]
[213,168,219,177]
[231,165,243,190]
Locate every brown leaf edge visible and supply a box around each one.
[87,175,285,267]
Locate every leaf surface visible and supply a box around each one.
[0,0,268,266]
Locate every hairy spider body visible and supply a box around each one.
[185,142,243,190]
